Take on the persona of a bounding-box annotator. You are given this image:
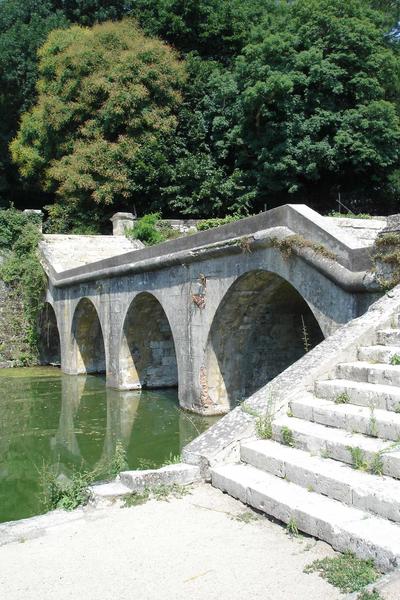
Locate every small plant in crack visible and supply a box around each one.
[301,314,311,353]
[368,405,378,438]
[334,392,350,405]
[347,446,369,471]
[286,516,299,537]
[304,552,379,593]
[390,353,400,366]
[368,452,384,476]
[281,426,295,447]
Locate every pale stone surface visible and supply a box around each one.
[212,463,400,572]
[316,379,400,411]
[0,485,342,600]
[241,440,400,522]
[40,234,144,272]
[272,417,400,478]
[119,463,201,490]
[290,394,400,440]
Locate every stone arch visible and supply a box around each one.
[118,292,178,389]
[204,270,324,412]
[38,302,61,365]
[71,298,106,374]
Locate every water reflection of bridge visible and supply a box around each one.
[52,374,211,472]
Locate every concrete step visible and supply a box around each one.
[377,329,400,345]
[241,439,400,523]
[336,361,400,386]
[290,395,400,441]
[272,417,400,479]
[315,379,400,413]
[358,345,400,364]
[211,463,400,572]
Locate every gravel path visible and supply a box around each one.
[0,484,342,600]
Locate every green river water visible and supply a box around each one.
[0,367,218,524]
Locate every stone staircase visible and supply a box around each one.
[212,319,400,571]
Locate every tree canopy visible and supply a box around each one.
[10,19,185,229]
[2,0,400,227]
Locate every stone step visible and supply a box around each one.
[211,463,400,572]
[377,329,400,345]
[272,417,400,479]
[358,345,400,364]
[315,379,400,412]
[240,439,400,523]
[290,395,400,441]
[336,361,400,386]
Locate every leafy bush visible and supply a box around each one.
[0,209,46,360]
[126,213,182,246]
[0,207,41,249]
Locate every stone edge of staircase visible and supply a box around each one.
[182,285,400,479]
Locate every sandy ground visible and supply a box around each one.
[0,484,344,600]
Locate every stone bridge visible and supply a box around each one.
[39,204,385,415]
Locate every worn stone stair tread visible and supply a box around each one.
[336,361,400,386]
[240,439,400,522]
[290,394,400,441]
[272,416,400,478]
[358,345,400,363]
[211,462,400,571]
[377,329,400,345]
[315,379,400,412]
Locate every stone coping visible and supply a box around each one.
[41,205,376,286]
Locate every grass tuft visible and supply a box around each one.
[304,552,379,593]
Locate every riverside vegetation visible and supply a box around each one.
[0,0,398,231]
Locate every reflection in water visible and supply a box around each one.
[0,368,219,523]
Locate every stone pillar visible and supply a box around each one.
[110,212,136,236]
[373,214,400,287]
[23,209,43,232]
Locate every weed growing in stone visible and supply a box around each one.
[281,426,295,447]
[335,392,350,404]
[123,489,151,507]
[304,552,379,593]
[286,516,299,537]
[301,315,311,353]
[255,414,273,439]
[368,406,379,438]
[369,453,384,476]
[232,511,259,524]
[162,452,182,466]
[357,590,384,600]
[109,441,129,477]
[390,354,400,366]
[39,462,94,512]
[395,404,400,414]
[123,484,190,507]
[347,447,369,471]
[241,392,278,440]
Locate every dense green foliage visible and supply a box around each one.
[1,0,400,227]
[126,213,181,245]
[0,208,46,361]
[11,19,185,228]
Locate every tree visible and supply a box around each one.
[11,19,185,229]
[0,1,68,206]
[228,0,400,212]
